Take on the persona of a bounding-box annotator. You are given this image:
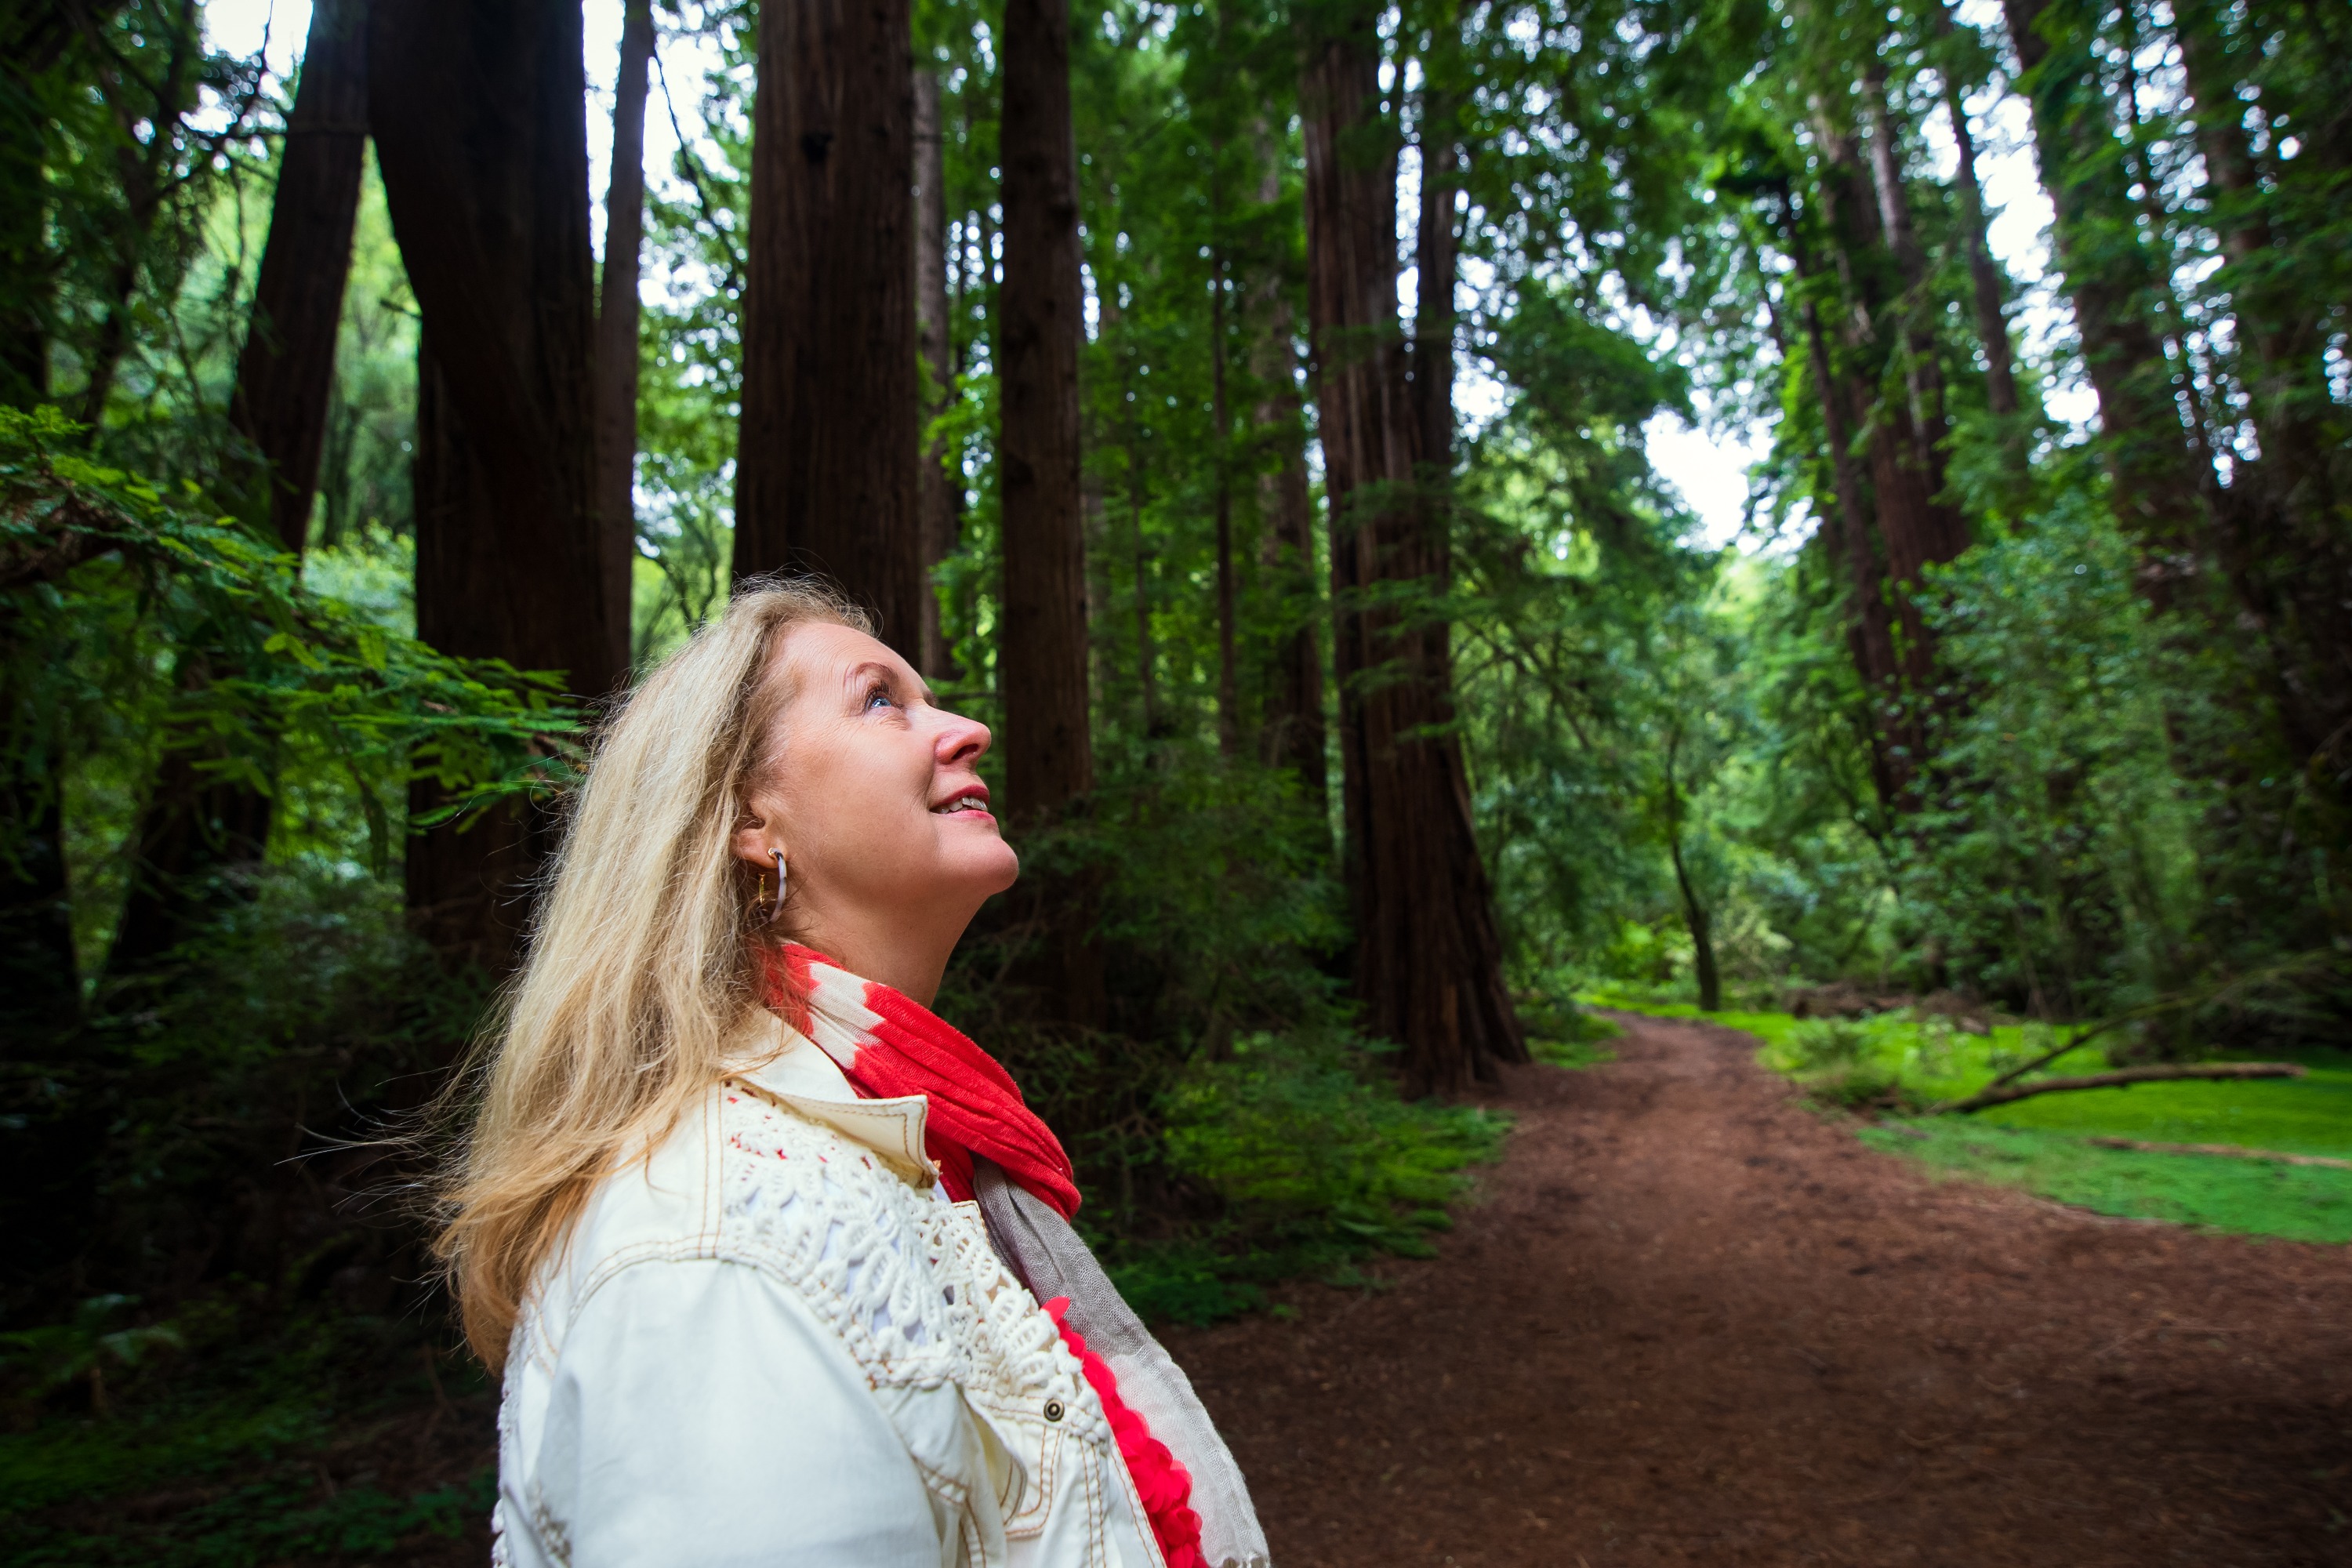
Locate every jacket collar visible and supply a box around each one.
[724,1009,940,1187]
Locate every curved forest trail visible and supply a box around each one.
[1167,1013,2352,1566]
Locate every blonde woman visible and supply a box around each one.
[441,581,1265,1568]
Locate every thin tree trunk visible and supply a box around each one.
[999,0,1100,1024]
[1933,2,2022,426]
[596,0,655,674]
[1123,350,1157,736]
[1303,10,1521,1093]
[110,0,370,982]
[915,66,960,681]
[228,0,367,551]
[1664,738,1719,1013]
[735,0,923,657]
[1209,255,1240,755]
[371,0,613,974]
[1249,145,1327,809]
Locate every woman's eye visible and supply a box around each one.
[865,684,896,712]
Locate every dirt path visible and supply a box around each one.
[1165,1012,2352,1567]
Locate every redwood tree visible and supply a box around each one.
[735,0,923,659]
[371,0,615,971]
[227,0,368,551]
[914,65,959,679]
[595,0,655,679]
[1302,9,1521,1092]
[107,0,371,978]
[999,0,1100,1023]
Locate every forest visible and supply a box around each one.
[2,0,2348,1559]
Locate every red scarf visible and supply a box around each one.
[760,942,1080,1216]
[758,943,1205,1568]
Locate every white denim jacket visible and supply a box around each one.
[492,1018,1168,1568]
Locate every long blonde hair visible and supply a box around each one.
[434,579,869,1367]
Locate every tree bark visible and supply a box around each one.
[914,66,960,681]
[735,0,923,659]
[596,0,655,675]
[371,0,614,972]
[2000,0,2210,549]
[1303,12,1521,1093]
[998,0,1092,816]
[227,0,368,551]
[1249,151,1327,810]
[1935,1061,2306,1115]
[999,0,1100,1025]
[1664,753,1719,1014]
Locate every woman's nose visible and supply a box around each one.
[934,709,990,764]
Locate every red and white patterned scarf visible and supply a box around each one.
[759,942,1221,1568]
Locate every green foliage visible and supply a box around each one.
[1860,1121,2352,1246]
[1105,1025,1508,1327]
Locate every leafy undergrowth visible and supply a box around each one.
[1594,995,2352,1243]
[1860,1120,2352,1244]
[1100,1026,1514,1324]
[0,1296,494,1566]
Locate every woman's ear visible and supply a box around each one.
[732,812,780,871]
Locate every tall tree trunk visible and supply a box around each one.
[1774,219,1907,808]
[596,0,655,676]
[1810,108,1968,771]
[108,0,370,983]
[1933,2,2022,428]
[999,0,1101,1023]
[2172,0,2352,821]
[228,0,368,551]
[371,0,614,974]
[1249,151,1327,810]
[735,0,923,658]
[1209,256,1240,755]
[915,66,960,681]
[1303,12,1521,1093]
[2001,0,2210,550]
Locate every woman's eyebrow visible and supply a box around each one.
[844,660,931,705]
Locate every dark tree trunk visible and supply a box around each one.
[102,651,279,979]
[915,66,960,680]
[596,0,655,675]
[1303,13,1521,1093]
[999,0,1101,1024]
[1664,746,1719,1014]
[0,4,93,406]
[2172,0,2352,818]
[999,0,1092,815]
[2001,0,2211,550]
[1809,111,1968,788]
[1248,160,1327,810]
[228,0,368,551]
[1779,234,1906,808]
[735,0,922,659]
[108,0,370,983]
[1209,257,1240,755]
[371,0,614,974]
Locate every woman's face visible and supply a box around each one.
[734,622,1018,972]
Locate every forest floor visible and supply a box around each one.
[15,1011,2351,1566]
[1167,1011,2352,1567]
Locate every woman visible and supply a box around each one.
[440,581,1267,1567]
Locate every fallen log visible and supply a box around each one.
[1929,1062,2307,1116]
[2085,1137,2352,1171]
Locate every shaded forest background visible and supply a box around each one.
[2,0,2348,1367]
